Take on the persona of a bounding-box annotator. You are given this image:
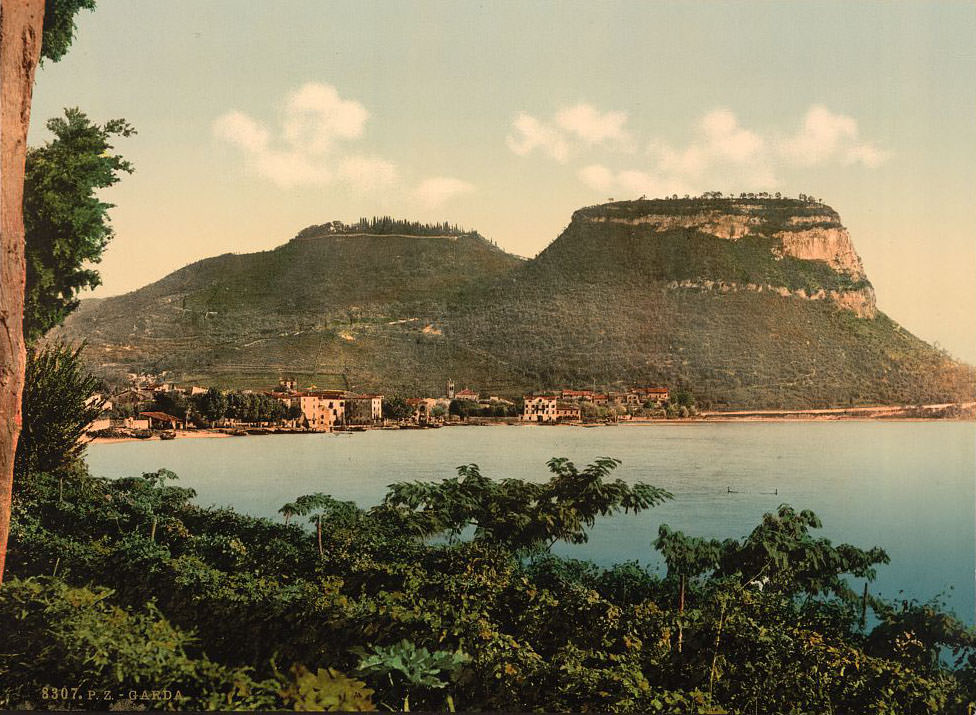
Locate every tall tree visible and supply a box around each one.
[23,108,133,340]
[0,0,95,585]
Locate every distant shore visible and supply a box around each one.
[697,401,976,422]
[87,402,975,446]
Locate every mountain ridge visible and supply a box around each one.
[60,199,976,408]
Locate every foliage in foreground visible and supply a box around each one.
[15,341,104,478]
[3,459,975,712]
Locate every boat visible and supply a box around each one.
[159,431,177,440]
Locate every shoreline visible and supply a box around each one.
[87,405,975,445]
[89,429,233,445]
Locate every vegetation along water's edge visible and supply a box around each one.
[4,346,975,712]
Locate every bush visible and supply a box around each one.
[0,577,276,710]
[15,342,103,477]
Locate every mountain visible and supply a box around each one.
[60,199,975,408]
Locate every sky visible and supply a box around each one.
[28,0,976,362]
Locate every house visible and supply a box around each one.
[561,389,593,400]
[345,394,384,425]
[485,395,514,405]
[112,416,150,430]
[453,388,479,402]
[406,398,429,424]
[634,386,670,404]
[610,391,642,407]
[554,402,582,422]
[522,395,580,423]
[139,411,183,430]
[297,390,346,430]
[522,395,557,422]
[406,397,441,424]
[112,388,153,408]
[87,417,112,433]
[84,394,114,434]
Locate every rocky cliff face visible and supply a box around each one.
[575,198,876,317]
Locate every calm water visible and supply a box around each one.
[86,422,976,623]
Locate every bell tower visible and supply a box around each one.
[446,379,455,399]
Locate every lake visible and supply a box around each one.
[86,421,975,623]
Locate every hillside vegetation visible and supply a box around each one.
[60,201,976,407]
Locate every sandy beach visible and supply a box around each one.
[89,429,233,445]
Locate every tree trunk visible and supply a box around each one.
[678,574,685,653]
[0,0,46,586]
[317,514,323,557]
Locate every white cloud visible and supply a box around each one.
[555,103,630,144]
[578,164,692,200]
[700,109,765,164]
[570,105,887,200]
[213,111,270,154]
[253,152,331,189]
[282,82,369,153]
[506,112,571,162]
[506,103,632,162]
[414,177,475,208]
[213,82,392,190]
[646,109,773,190]
[779,104,887,168]
[844,143,888,169]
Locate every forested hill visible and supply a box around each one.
[60,201,976,408]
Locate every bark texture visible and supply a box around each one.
[0,0,45,585]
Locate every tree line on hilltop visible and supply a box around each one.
[296,216,472,239]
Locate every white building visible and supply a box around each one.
[522,395,558,422]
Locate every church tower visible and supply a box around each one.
[446,379,455,399]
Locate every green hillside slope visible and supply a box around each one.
[60,200,975,407]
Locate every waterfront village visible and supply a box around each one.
[87,378,678,439]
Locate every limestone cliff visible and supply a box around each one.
[571,198,876,317]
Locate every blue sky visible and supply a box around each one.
[29,0,976,361]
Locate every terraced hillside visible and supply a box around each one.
[60,199,976,407]
[62,225,523,390]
